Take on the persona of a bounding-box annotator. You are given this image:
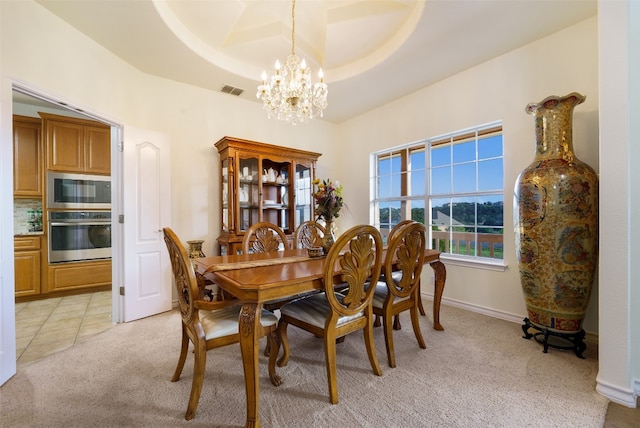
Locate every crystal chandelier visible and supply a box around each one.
[256,0,328,125]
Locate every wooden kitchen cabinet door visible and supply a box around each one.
[13,115,42,197]
[14,236,42,297]
[45,118,84,173]
[41,112,111,174]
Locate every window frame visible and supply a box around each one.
[371,121,506,270]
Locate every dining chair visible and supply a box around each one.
[404,221,426,318]
[372,221,427,367]
[276,224,383,404]
[241,222,293,310]
[162,227,281,421]
[293,220,325,249]
[241,221,293,356]
[375,219,426,329]
[386,219,415,245]
[242,221,290,254]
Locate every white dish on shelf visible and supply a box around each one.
[263,200,275,205]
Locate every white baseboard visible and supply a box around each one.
[596,378,638,408]
[428,294,524,324]
[421,293,599,344]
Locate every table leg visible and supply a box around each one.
[239,303,262,428]
[430,260,447,331]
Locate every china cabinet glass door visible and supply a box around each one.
[294,163,313,229]
[221,158,229,233]
[238,155,259,232]
[261,159,291,233]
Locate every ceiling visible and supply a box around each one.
[33,0,597,124]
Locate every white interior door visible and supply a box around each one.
[122,126,171,321]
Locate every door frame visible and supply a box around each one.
[1,77,17,385]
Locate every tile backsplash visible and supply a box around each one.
[14,199,43,235]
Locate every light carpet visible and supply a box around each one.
[0,303,608,427]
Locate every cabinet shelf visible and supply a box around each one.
[215,136,321,255]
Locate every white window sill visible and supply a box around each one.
[439,254,508,272]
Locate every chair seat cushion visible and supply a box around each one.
[378,270,403,284]
[280,292,363,329]
[263,290,320,308]
[200,305,278,340]
[372,282,411,309]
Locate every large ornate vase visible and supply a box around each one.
[514,92,598,334]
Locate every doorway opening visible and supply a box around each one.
[11,85,123,336]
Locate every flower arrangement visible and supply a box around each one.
[312,178,344,222]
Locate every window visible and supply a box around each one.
[372,122,504,262]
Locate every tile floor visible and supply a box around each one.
[15,290,114,365]
[13,291,639,426]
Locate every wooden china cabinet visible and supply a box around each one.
[215,136,321,255]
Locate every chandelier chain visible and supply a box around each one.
[291,0,296,56]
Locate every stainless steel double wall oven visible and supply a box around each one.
[47,172,112,263]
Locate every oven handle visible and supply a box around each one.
[49,221,111,227]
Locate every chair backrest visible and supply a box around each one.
[387,219,416,245]
[163,227,199,325]
[242,222,290,254]
[293,221,326,249]
[383,222,426,300]
[324,225,383,317]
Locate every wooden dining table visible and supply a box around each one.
[193,247,446,428]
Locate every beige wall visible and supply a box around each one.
[337,17,600,332]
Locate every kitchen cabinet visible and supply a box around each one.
[14,236,41,297]
[215,136,321,255]
[40,112,111,175]
[13,115,42,197]
[48,259,112,292]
